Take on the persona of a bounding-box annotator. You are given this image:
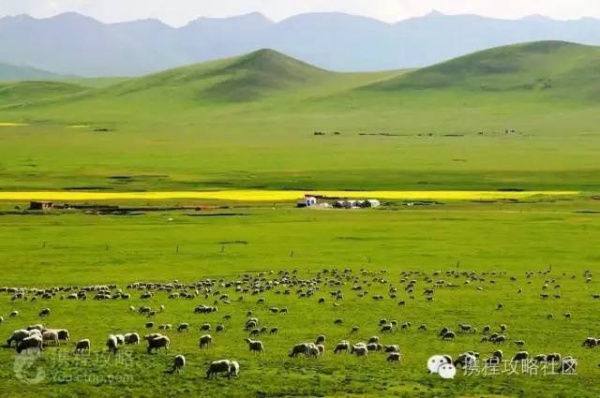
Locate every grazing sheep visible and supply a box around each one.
[269,327,279,335]
[147,335,170,354]
[42,330,60,346]
[216,324,225,333]
[124,333,140,345]
[387,352,401,362]
[533,354,547,363]
[384,345,400,353]
[512,351,529,362]
[199,334,213,349]
[546,353,561,363]
[458,324,472,333]
[177,323,190,333]
[334,340,351,354]
[114,334,125,346]
[159,324,172,331]
[206,359,231,379]
[334,319,343,325]
[228,361,240,378]
[366,342,382,352]
[244,338,265,353]
[514,340,526,347]
[582,337,597,348]
[145,322,155,329]
[106,335,119,354]
[564,312,572,319]
[418,324,427,331]
[442,331,456,341]
[315,335,326,345]
[9,311,19,318]
[0,316,3,324]
[74,339,91,354]
[350,343,368,356]
[380,324,393,333]
[129,306,136,312]
[200,323,211,332]
[38,308,51,318]
[454,353,477,369]
[172,354,186,373]
[16,335,44,354]
[7,329,31,347]
[492,335,507,344]
[289,343,310,357]
[316,344,325,355]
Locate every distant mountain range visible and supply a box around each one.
[1,11,599,77]
[0,62,60,81]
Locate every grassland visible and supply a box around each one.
[0,40,598,397]
[0,199,599,397]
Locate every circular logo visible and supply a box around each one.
[14,353,45,385]
[438,363,457,379]
[427,355,450,374]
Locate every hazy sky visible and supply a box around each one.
[1,0,598,26]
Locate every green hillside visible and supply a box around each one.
[0,81,90,107]
[107,49,332,102]
[367,41,600,99]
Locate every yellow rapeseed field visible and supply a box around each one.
[0,122,28,127]
[0,190,580,202]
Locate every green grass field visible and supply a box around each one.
[0,41,599,397]
[0,199,599,397]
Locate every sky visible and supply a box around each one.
[0,0,599,26]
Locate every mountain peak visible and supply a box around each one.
[424,10,446,18]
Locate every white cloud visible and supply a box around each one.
[0,0,598,26]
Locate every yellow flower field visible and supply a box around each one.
[0,122,28,127]
[0,190,580,202]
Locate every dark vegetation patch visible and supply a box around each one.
[63,186,113,191]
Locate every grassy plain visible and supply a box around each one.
[0,199,599,397]
[0,41,598,397]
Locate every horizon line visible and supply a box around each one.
[1,10,599,29]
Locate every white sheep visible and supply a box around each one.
[10,310,19,318]
[206,359,231,379]
[147,335,170,354]
[244,338,265,353]
[74,339,91,354]
[199,334,213,349]
[172,354,186,373]
[6,329,30,347]
[38,308,51,318]
[228,361,240,378]
[124,333,140,345]
[351,343,368,356]
[16,335,44,354]
[177,323,190,333]
[106,335,119,354]
[42,330,60,346]
[334,340,350,354]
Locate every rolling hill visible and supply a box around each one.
[98,49,332,102]
[0,81,89,107]
[0,62,60,81]
[367,41,600,99]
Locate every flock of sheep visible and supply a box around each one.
[0,266,594,380]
